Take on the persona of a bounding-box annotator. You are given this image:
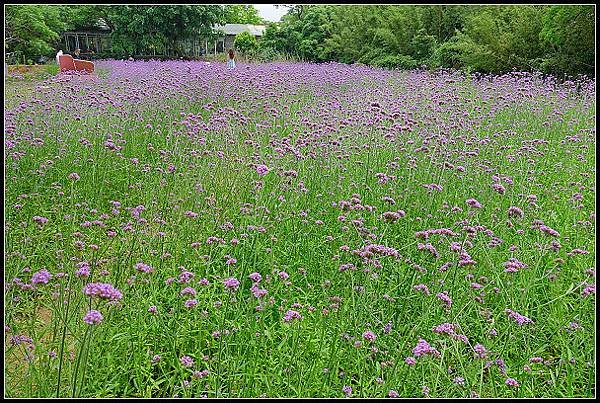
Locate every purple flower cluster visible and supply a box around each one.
[283,310,302,322]
[30,269,52,285]
[83,309,103,325]
[180,355,194,368]
[412,338,441,358]
[505,309,534,325]
[223,277,240,291]
[503,258,528,273]
[83,282,123,301]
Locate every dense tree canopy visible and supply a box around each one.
[262,4,595,77]
[225,5,264,25]
[5,5,68,63]
[5,4,595,77]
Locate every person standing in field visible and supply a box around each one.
[227,49,236,70]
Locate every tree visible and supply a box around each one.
[107,5,226,56]
[5,5,68,63]
[225,5,264,24]
[540,5,595,76]
[234,31,258,55]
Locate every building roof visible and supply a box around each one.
[214,24,266,37]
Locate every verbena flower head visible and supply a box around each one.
[33,216,49,225]
[256,164,269,176]
[466,198,483,208]
[474,343,488,359]
[362,330,377,342]
[83,282,123,301]
[283,310,302,322]
[412,338,440,358]
[30,269,52,285]
[135,262,153,273]
[180,355,194,368]
[505,309,534,325]
[436,291,453,308]
[223,277,240,291]
[83,310,103,325]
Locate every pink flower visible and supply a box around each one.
[256,164,269,176]
[283,310,302,322]
[362,330,376,342]
[223,277,240,290]
[466,198,483,208]
[180,355,194,367]
[83,310,103,325]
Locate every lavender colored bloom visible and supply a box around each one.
[248,272,262,282]
[250,285,268,298]
[412,338,440,358]
[83,282,123,301]
[256,164,269,176]
[152,354,161,363]
[30,269,52,285]
[473,343,488,359]
[342,385,352,396]
[413,283,430,295]
[466,198,483,208]
[505,378,519,388]
[362,330,377,342]
[75,262,91,278]
[83,309,103,325]
[148,305,158,314]
[33,216,49,225]
[436,291,453,308]
[193,369,210,379]
[283,310,302,322]
[539,225,560,237]
[184,299,198,308]
[503,258,528,273]
[135,262,153,273]
[388,390,399,398]
[505,309,534,325]
[68,172,80,181]
[405,356,417,366]
[223,277,240,291]
[180,355,194,368]
[491,183,505,194]
[453,376,465,386]
[582,283,595,297]
[432,323,456,334]
[180,287,197,296]
[507,206,524,218]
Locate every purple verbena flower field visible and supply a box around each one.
[4,60,596,398]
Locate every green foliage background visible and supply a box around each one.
[5,4,595,77]
[260,5,595,77]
